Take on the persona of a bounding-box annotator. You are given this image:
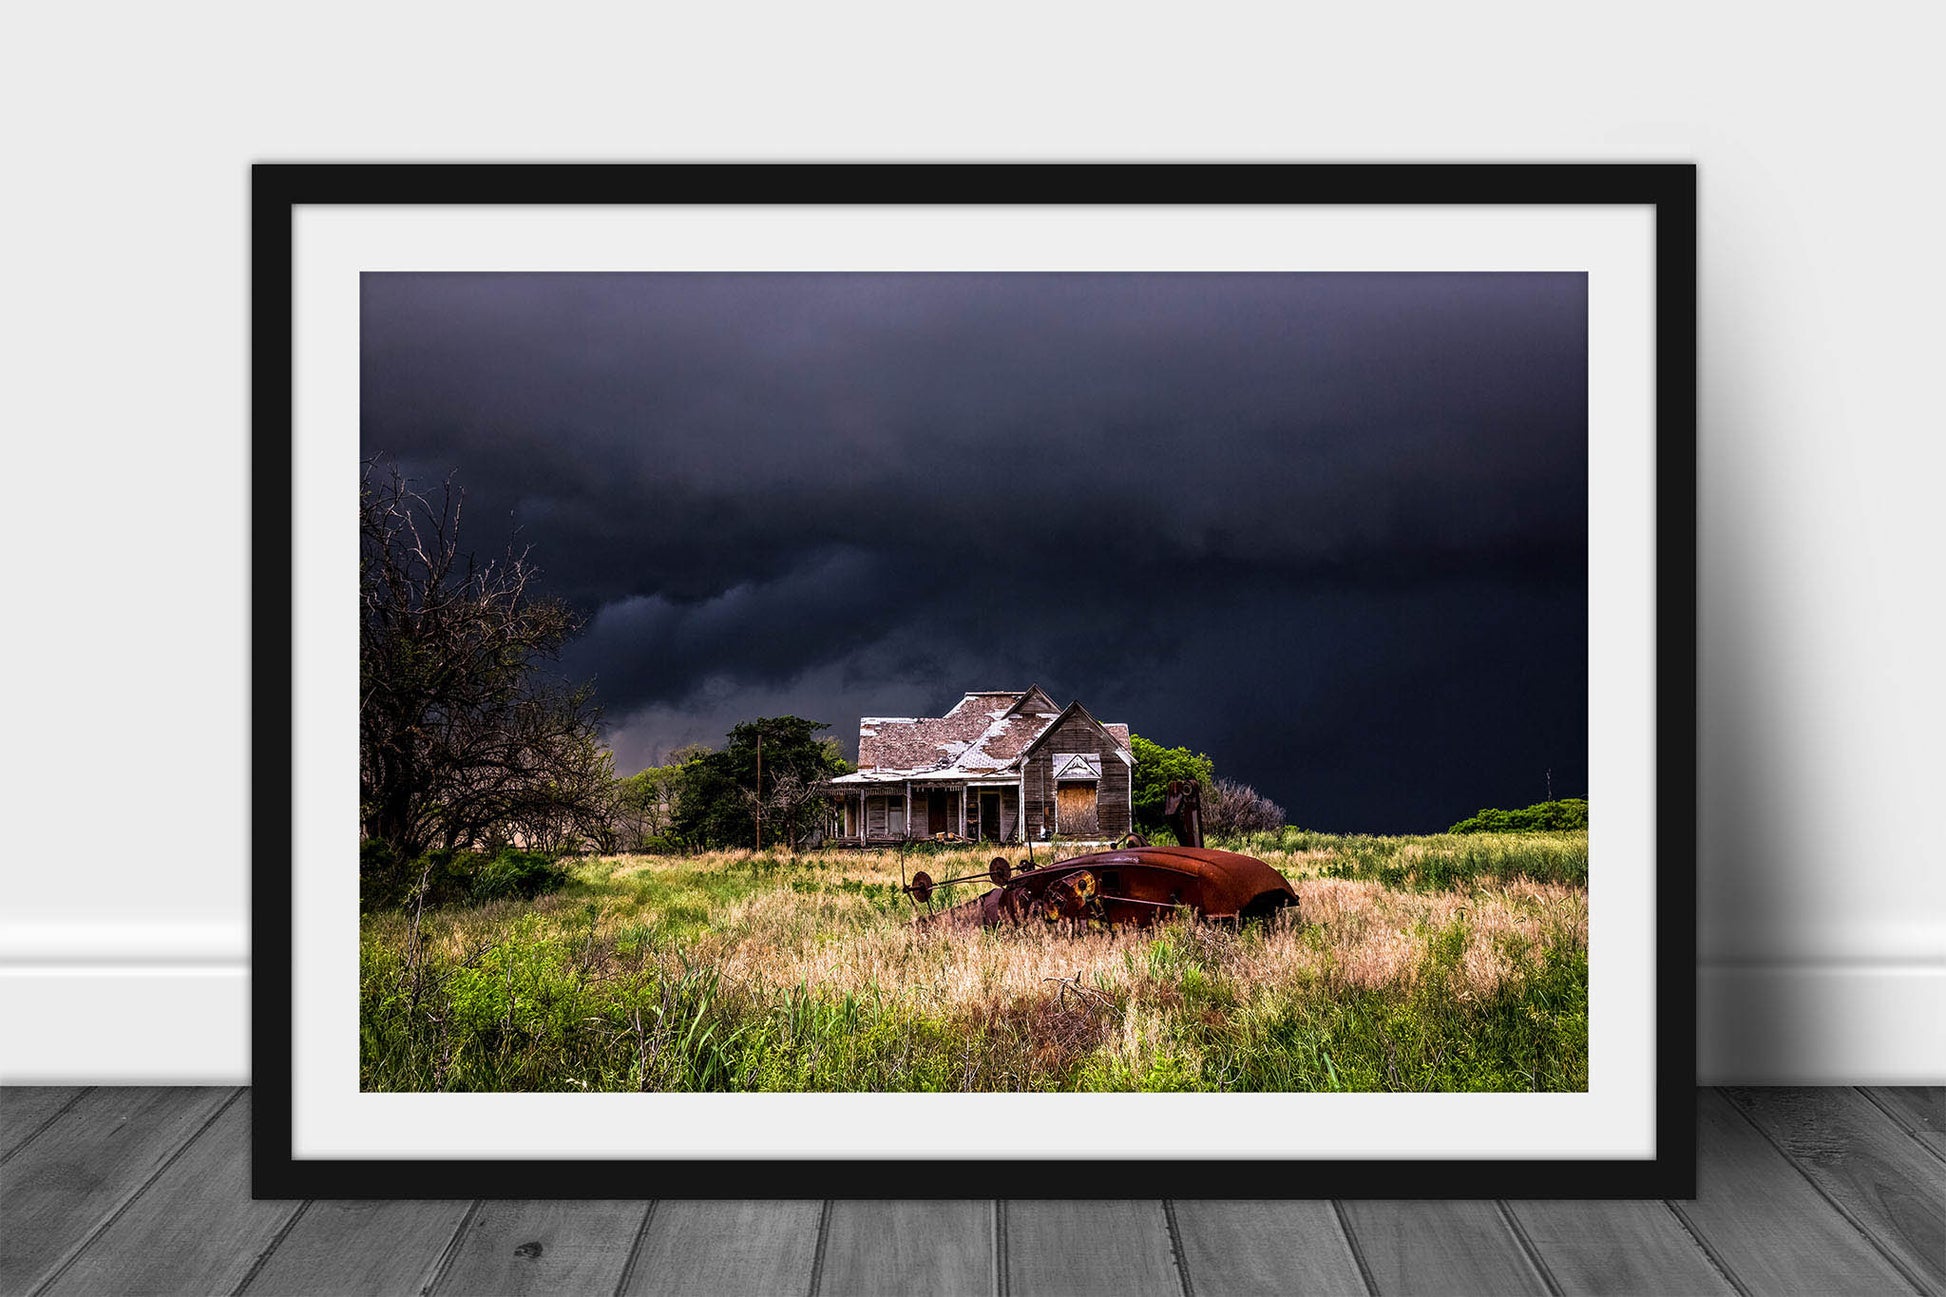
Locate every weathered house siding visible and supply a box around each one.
[1022,712,1132,841]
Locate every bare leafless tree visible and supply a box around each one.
[360,459,609,859]
[1201,776,1286,839]
[760,769,830,853]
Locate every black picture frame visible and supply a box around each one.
[253,162,1697,1199]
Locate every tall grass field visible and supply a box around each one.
[360,830,1588,1093]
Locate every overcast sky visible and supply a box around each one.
[362,271,1587,833]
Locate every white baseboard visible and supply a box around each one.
[0,966,249,1084]
[1697,962,1946,1085]
[3,948,1940,1085]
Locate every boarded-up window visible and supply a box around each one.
[865,795,908,838]
[1057,781,1098,836]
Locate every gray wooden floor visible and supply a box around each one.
[1,1089,1939,1296]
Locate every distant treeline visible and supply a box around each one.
[610,716,850,855]
[361,715,850,911]
[1447,798,1588,834]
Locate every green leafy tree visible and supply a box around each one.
[673,716,847,850]
[1128,734,1216,835]
[612,744,713,851]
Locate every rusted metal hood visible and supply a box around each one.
[915,843,1297,929]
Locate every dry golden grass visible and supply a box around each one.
[389,844,1585,1011]
[362,837,1590,1093]
[693,872,1581,1008]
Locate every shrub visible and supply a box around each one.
[1203,777,1285,839]
[1448,798,1588,834]
[470,849,572,902]
[359,842,571,911]
[360,838,408,912]
[360,841,479,912]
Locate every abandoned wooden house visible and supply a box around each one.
[823,686,1134,845]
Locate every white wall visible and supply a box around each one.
[2,2,1939,1084]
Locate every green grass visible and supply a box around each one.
[360,837,1588,1094]
[1230,826,1589,891]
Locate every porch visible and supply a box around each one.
[823,779,1023,846]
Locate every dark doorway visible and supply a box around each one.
[928,791,948,836]
[978,791,1002,841]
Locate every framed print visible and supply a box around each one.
[253,163,1697,1197]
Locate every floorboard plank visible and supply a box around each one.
[1335,1200,1549,1297]
[0,1085,232,1295]
[1504,1200,1734,1295]
[0,1086,86,1161]
[40,1092,300,1297]
[818,1199,993,1297]
[430,1199,650,1296]
[1171,1199,1368,1296]
[4,1086,1939,1297]
[619,1200,823,1297]
[1726,1086,1946,1293]
[238,1197,474,1296]
[1674,1090,1920,1296]
[1864,1087,1946,1162]
[1003,1200,1180,1297]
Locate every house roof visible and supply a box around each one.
[834,686,1130,785]
[1019,699,1137,770]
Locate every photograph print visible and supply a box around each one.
[356,267,1593,1099]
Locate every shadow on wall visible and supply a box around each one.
[1693,350,1941,1082]
[1698,487,1806,964]
[1696,386,1820,1081]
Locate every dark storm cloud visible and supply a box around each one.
[363,272,1587,831]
